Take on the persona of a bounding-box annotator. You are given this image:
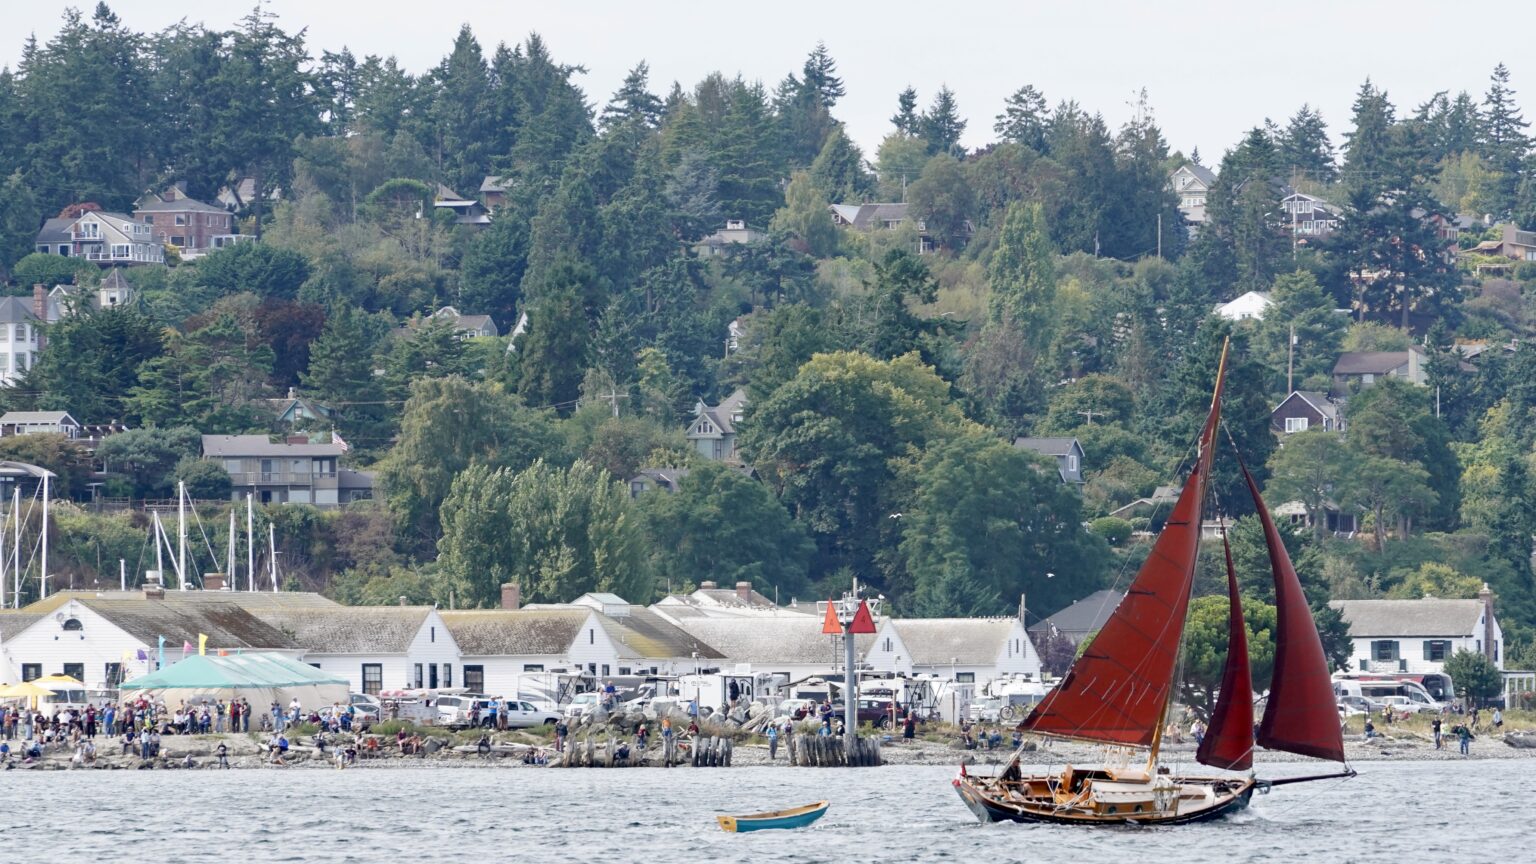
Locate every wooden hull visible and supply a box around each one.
[953,769,1254,826]
[717,800,829,832]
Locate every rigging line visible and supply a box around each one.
[188,500,219,581]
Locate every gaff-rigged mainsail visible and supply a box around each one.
[1242,463,1347,763]
[1196,532,1255,771]
[1020,345,1227,748]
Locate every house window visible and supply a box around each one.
[442,664,452,688]
[1361,373,1375,385]
[522,664,544,673]
[1422,640,1451,662]
[142,215,153,224]
[1066,454,1079,472]
[883,637,893,652]
[362,663,383,695]
[105,663,123,687]
[62,617,83,631]
[464,665,484,692]
[111,244,129,258]
[169,236,185,246]
[58,244,70,255]
[619,667,632,676]
[1371,640,1399,662]
[1284,417,1310,434]
[63,663,84,681]
[955,672,975,683]
[174,215,187,226]
[428,664,438,688]
[589,628,595,645]
[430,626,435,643]
[413,663,424,688]
[22,663,40,681]
[601,664,610,677]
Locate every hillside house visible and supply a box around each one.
[429,306,499,338]
[34,211,163,265]
[694,220,766,257]
[829,202,938,253]
[1331,587,1502,675]
[1330,347,1428,396]
[0,297,42,386]
[0,411,81,439]
[1282,192,1343,239]
[688,389,748,462]
[1011,437,1085,483]
[202,435,355,507]
[1270,391,1344,435]
[1170,163,1216,234]
[132,190,244,259]
[1215,290,1273,322]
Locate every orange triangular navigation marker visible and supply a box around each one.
[821,599,842,634]
[849,599,877,634]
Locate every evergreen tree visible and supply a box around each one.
[1278,104,1336,182]
[1479,63,1531,216]
[891,86,920,136]
[994,84,1050,152]
[801,41,845,107]
[428,25,494,194]
[302,305,393,452]
[599,61,663,130]
[920,86,967,156]
[808,125,874,202]
[517,259,595,412]
[1341,79,1398,194]
[989,202,1057,344]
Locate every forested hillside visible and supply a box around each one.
[3,5,1536,669]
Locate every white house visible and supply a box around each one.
[865,617,1042,685]
[0,591,304,689]
[1215,290,1274,322]
[687,389,748,462]
[1331,588,1503,675]
[667,615,874,684]
[438,608,593,697]
[1170,163,1216,234]
[0,297,42,386]
[261,606,462,695]
[0,411,82,439]
[564,593,724,676]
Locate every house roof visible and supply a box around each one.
[479,176,509,194]
[1333,349,1420,376]
[0,611,44,640]
[671,617,873,665]
[692,388,748,436]
[830,202,911,231]
[258,607,434,654]
[439,609,591,656]
[74,598,301,649]
[1012,437,1080,458]
[630,467,691,488]
[35,217,73,245]
[597,607,726,661]
[888,618,1018,666]
[1276,391,1340,422]
[0,297,40,324]
[1177,163,1217,185]
[21,590,340,615]
[134,197,226,214]
[0,411,79,426]
[1330,599,1488,638]
[101,269,131,292]
[202,434,345,458]
[1027,589,1124,635]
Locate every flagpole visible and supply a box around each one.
[246,494,255,592]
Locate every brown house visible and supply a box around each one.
[132,190,243,259]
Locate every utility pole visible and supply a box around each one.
[1076,409,1104,426]
[597,388,629,418]
[1287,323,1296,393]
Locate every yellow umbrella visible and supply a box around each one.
[0,681,52,699]
[30,674,83,687]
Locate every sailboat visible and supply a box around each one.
[953,341,1353,825]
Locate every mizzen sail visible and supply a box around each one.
[1242,463,1346,763]
[1020,345,1227,748]
[1196,532,1255,771]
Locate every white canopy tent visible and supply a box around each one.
[120,652,348,711]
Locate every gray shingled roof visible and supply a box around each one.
[831,202,911,230]
[258,607,433,654]
[1013,437,1080,457]
[134,197,227,214]
[0,611,44,641]
[24,590,340,614]
[889,618,1017,666]
[0,411,78,426]
[1288,391,1340,421]
[202,434,345,458]
[1332,350,1417,376]
[1330,599,1487,638]
[0,297,40,325]
[1180,163,1217,185]
[671,617,872,665]
[1027,589,1124,636]
[35,217,73,245]
[598,607,725,660]
[439,609,590,656]
[77,598,301,649]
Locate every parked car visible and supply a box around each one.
[502,700,561,728]
[564,692,601,719]
[436,694,496,728]
[1337,694,1381,715]
[969,697,1004,724]
[1377,695,1425,715]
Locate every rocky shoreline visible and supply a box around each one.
[6,726,1534,770]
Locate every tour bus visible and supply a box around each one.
[1332,675,1446,712]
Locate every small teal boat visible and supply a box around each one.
[716,800,829,832]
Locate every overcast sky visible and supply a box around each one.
[6,1,1533,163]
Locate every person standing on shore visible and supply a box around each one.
[1492,707,1503,731]
[216,741,230,769]
[767,722,779,760]
[1454,723,1474,756]
[555,718,568,753]
[1432,717,1443,749]
[903,710,916,741]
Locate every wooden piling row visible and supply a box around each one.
[792,734,882,767]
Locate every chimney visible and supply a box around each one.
[398,595,408,607]
[1480,582,1496,664]
[143,583,165,600]
[287,386,297,399]
[500,582,521,610]
[203,572,225,591]
[1018,592,1027,625]
[699,580,717,590]
[33,284,46,322]
[735,581,753,602]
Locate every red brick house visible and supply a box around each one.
[132,190,245,259]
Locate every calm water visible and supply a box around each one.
[0,760,1524,862]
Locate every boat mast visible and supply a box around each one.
[9,488,16,608]
[39,473,49,599]
[177,481,188,590]
[153,510,165,586]
[268,522,278,592]
[226,508,236,590]
[246,493,255,592]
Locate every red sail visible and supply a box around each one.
[1196,533,1255,771]
[1021,347,1226,748]
[1242,463,1347,763]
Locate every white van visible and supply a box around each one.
[1333,677,1444,712]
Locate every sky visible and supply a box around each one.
[5,1,1534,163]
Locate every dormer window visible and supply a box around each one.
[62,617,83,631]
